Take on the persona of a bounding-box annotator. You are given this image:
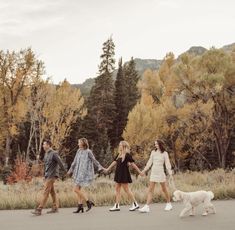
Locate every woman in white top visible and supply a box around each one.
[139,139,173,213]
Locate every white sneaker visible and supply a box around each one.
[164,203,173,211]
[139,204,150,213]
[129,202,139,211]
[109,203,120,211]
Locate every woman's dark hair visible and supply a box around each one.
[43,139,52,147]
[155,139,165,153]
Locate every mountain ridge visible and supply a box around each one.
[74,42,235,96]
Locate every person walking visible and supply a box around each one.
[31,139,66,216]
[104,140,144,212]
[67,138,104,213]
[139,139,173,213]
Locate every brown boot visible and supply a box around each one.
[46,208,59,214]
[31,208,42,216]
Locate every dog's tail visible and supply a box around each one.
[207,191,214,200]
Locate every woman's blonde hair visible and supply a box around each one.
[78,138,89,149]
[119,141,130,154]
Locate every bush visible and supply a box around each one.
[7,157,32,184]
[30,163,44,177]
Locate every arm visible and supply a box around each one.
[143,151,154,172]
[88,150,103,171]
[164,152,173,175]
[106,161,117,172]
[53,153,66,172]
[67,152,78,174]
[129,162,143,175]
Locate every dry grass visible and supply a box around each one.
[0,169,234,210]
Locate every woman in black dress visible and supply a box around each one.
[104,141,144,211]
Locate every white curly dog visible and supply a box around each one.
[173,190,216,218]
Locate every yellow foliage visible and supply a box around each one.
[34,79,85,150]
[125,47,234,169]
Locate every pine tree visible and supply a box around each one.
[124,57,140,111]
[112,58,127,147]
[80,37,116,162]
[110,57,140,149]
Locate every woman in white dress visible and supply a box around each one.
[139,139,173,213]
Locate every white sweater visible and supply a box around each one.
[144,150,172,182]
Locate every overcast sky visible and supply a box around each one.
[0,0,234,84]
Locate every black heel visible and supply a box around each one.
[73,204,84,213]
[86,200,95,212]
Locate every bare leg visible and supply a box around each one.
[74,186,88,203]
[160,182,171,203]
[122,184,136,203]
[74,186,82,204]
[146,182,156,205]
[115,183,122,204]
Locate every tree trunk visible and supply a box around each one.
[5,135,12,166]
[212,93,231,169]
[26,122,35,161]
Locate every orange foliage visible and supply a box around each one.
[7,157,32,184]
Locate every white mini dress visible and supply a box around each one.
[144,150,172,183]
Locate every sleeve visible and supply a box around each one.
[53,152,66,172]
[144,151,154,171]
[68,152,78,174]
[88,150,103,171]
[164,152,172,175]
[127,153,135,163]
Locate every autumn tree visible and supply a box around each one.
[124,49,235,170]
[0,48,42,165]
[27,79,85,160]
[174,48,235,168]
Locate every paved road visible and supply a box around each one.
[0,200,234,230]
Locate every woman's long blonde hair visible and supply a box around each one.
[118,141,130,161]
[78,138,89,149]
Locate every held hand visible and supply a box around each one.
[61,174,67,181]
[138,171,145,177]
[98,167,104,173]
[66,172,72,177]
[103,168,109,174]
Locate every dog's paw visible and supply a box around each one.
[202,212,208,216]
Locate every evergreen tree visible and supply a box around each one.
[111,57,140,149]
[80,37,116,163]
[112,58,127,147]
[124,57,140,111]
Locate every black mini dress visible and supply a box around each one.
[114,153,134,183]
